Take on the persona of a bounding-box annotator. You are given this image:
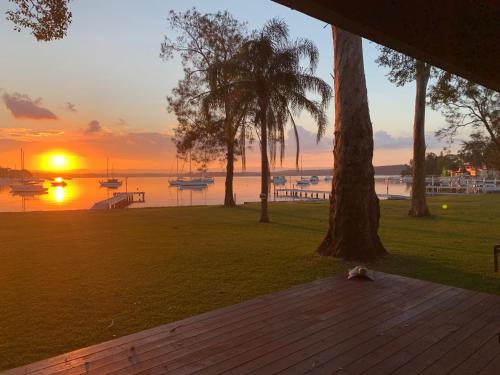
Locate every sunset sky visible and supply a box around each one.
[0,0,452,173]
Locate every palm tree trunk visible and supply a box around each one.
[260,103,270,223]
[317,26,386,261]
[409,61,431,217]
[224,139,236,207]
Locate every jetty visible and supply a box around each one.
[91,191,145,210]
[274,188,406,201]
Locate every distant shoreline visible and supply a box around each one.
[28,164,408,179]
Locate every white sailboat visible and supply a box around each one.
[296,156,310,186]
[99,158,122,188]
[10,148,48,194]
[169,154,208,188]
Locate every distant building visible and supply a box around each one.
[450,164,499,178]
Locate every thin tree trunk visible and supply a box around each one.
[409,61,431,217]
[481,119,500,153]
[260,102,270,223]
[317,26,386,261]
[224,139,236,207]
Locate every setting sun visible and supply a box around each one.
[52,155,67,168]
[39,151,81,171]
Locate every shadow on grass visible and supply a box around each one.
[372,253,500,295]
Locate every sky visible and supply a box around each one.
[0,0,452,173]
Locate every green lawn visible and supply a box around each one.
[1,195,499,369]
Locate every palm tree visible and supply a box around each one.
[232,19,332,222]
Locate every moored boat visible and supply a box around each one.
[10,182,48,194]
[51,177,67,187]
[99,157,122,188]
[272,176,287,185]
[99,178,122,188]
[296,178,310,186]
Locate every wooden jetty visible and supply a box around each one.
[4,272,500,374]
[91,192,145,210]
[274,188,407,201]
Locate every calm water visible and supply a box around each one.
[0,176,410,212]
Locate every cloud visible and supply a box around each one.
[2,92,58,120]
[285,125,333,154]
[0,128,64,141]
[373,130,441,149]
[284,126,442,154]
[66,102,77,112]
[85,120,103,135]
[374,131,412,149]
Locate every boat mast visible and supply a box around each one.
[21,148,24,182]
[106,157,109,178]
[189,151,192,178]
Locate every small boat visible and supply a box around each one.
[176,179,208,187]
[99,178,122,189]
[99,157,122,188]
[324,176,333,181]
[10,182,48,194]
[296,157,310,186]
[296,178,311,186]
[168,178,184,186]
[272,176,287,185]
[309,176,319,183]
[169,154,209,188]
[51,177,67,187]
[200,176,215,184]
[10,148,47,194]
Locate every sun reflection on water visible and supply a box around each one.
[53,186,65,203]
[42,181,79,205]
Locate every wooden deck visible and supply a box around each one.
[4,272,500,374]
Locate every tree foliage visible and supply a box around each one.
[375,46,439,86]
[6,0,72,41]
[429,74,500,153]
[458,132,500,170]
[228,19,332,168]
[220,19,331,221]
[161,8,249,164]
[161,9,250,206]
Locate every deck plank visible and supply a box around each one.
[2,272,499,375]
[55,275,382,375]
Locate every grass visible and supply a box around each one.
[1,194,499,369]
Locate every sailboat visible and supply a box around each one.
[169,154,208,188]
[99,157,122,188]
[10,148,48,194]
[296,156,310,186]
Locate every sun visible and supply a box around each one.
[39,151,80,171]
[52,155,67,168]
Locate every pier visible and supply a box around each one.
[275,188,330,200]
[91,191,145,210]
[274,188,407,201]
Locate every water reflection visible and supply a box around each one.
[0,176,410,212]
[53,186,65,203]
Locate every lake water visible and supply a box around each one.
[0,176,411,212]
